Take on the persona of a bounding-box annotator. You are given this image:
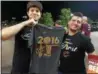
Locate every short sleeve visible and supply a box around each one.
[85,38,95,53]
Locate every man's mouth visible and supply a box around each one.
[72,25,77,28]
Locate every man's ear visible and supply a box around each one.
[40,12,42,17]
[27,11,29,16]
[26,11,29,19]
[68,21,70,25]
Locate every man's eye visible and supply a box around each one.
[36,10,40,12]
[77,21,81,24]
[72,20,76,22]
[31,10,34,12]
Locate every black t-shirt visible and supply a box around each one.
[28,24,65,74]
[11,26,32,73]
[59,32,94,74]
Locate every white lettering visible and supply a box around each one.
[66,46,78,52]
[21,33,31,40]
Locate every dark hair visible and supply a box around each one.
[55,20,61,25]
[72,12,83,18]
[27,1,43,12]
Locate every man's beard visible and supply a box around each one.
[70,28,79,33]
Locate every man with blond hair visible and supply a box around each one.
[81,16,91,37]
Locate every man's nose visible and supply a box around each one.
[74,21,78,25]
[33,11,37,14]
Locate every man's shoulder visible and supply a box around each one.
[78,32,90,41]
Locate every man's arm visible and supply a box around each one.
[88,51,97,55]
[85,38,95,55]
[1,18,37,40]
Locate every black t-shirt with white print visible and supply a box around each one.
[11,26,32,74]
[59,32,94,74]
[28,24,65,74]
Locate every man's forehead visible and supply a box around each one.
[72,16,82,21]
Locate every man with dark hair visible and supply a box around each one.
[2,1,65,74]
[58,12,95,74]
[72,12,83,17]
[2,1,43,73]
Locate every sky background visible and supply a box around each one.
[1,1,98,21]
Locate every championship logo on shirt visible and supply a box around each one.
[36,36,60,57]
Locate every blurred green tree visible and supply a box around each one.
[40,12,54,26]
[59,8,71,27]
